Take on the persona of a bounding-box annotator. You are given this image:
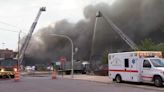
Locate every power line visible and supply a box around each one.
[0,21,19,29]
[0,20,27,33]
[0,27,19,33]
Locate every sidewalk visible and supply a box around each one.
[58,75,112,84]
[21,71,112,84]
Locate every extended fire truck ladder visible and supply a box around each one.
[19,7,46,64]
[95,11,138,50]
[89,11,138,71]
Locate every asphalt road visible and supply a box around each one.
[0,77,163,92]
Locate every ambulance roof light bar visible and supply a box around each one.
[136,51,162,58]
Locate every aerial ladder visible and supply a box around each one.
[18,7,46,65]
[89,11,138,71]
[94,11,138,50]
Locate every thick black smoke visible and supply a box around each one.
[24,0,164,66]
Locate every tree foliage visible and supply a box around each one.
[138,39,156,51]
[101,38,164,64]
[102,50,109,64]
[138,38,164,57]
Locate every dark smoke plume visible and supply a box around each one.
[24,0,164,66]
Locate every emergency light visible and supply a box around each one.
[136,51,162,58]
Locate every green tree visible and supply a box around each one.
[102,50,109,64]
[138,38,156,51]
[156,43,164,57]
[138,38,164,57]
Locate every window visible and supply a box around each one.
[124,59,129,68]
[143,60,151,68]
[1,59,17,67]
[150,59,164,67]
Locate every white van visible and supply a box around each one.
[108,51,164,87]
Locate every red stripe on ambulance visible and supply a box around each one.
[140,76,153,79]
[109,69,138,73]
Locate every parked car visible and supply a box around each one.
[94,64,108,76]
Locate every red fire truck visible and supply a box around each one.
[0,58,18,78]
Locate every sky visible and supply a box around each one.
[0,0,115,50]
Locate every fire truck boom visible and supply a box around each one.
[96,11,138,50]
[19,7,46,64]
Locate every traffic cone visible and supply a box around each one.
[14,71,20,81]
[52,70,57,79]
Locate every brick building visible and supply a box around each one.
[0,49,17,58]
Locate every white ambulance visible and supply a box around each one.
[108,51,164,87]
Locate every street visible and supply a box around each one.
[0,76,163,92]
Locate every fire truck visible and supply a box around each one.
[0,58,18,78]
[0,49,18,78]
[108,51,164,87]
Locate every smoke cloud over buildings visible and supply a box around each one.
[24,0,164,65]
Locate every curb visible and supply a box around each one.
[59,76,164,91]
[58,76,112,84]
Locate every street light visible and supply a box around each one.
[49,34,74,78]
